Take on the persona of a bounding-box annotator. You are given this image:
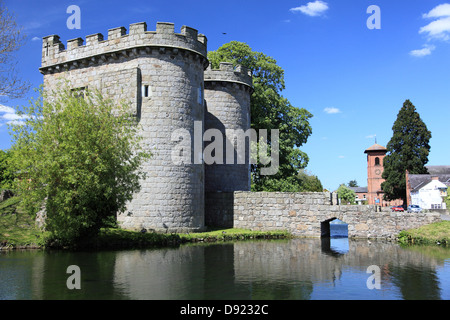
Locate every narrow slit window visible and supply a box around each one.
[143,85,149,97]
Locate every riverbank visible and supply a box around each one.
[0,196,290,250]
[398,221,450,246]
[2,195,449,250]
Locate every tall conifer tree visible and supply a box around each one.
[381,100,431,204]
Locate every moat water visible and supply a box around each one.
[1,225,450,300]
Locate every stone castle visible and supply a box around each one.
[39,22,253,233]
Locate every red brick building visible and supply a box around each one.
[350,144,403,207]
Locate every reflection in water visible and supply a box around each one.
[1,239,450,300]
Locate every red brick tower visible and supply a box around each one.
[364,144,387,205]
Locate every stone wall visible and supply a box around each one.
[230,192,442,239]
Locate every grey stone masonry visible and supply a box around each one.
[204,62,253,192]
[40,22,208,72]
[40,22,253,233]
[232,192,442,239]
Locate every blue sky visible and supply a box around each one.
[1,0,450,191]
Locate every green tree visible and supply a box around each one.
[208,41,313,192]
[9,86,150,246]
[348,180,359,188]
[297,170,323,192]
[337,184,356,204]
[0,149,15,189]
[381,100,431,204]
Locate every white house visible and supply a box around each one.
[407,166,450,210]
[410,177,448,210]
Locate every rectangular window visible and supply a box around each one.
[142,85,150,98]
[198,87,203,105]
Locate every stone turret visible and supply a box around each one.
[40,22,253,233]
[41,22,209,233]
[204,62,253,192]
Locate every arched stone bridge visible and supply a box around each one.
[207,192,442,239]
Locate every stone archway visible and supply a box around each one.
[321,217,349,238]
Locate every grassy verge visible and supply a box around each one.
[1,196,291,250]
[398,221,450,246]
[0,196,46,249]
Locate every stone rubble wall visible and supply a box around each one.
[205,191,442,239]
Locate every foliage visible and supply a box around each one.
[8,85,151,246]
[398,221,450,246]
[208,41,313,192]
[179,228,290,243]
[0,196,45,248]
[337,184,356,204]
[0,0,30,98]
[297,170,323,192]
[381,100,431,203]
[347,180,359,187]
[0,149,15,189]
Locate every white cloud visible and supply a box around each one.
[2,113,29,121]
[0,104,28,126]
[366,134,377,139]
[31,36,41,41]
[290,1,329,17]
[338,155,345,159]
[324,107,341,114]
[410,45,436,57]
[422,3,450,19]
[419,4,450,40]
[419,16,450,40]
[0,104,16,114]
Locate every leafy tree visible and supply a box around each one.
[0,149,15,190]
[0,1,30,98]
[297,170,323,192]
[348,180,359,188]
[208,41,313,192]
[381,100,431,204]
[8,86,150,246]
[337,184,356,204]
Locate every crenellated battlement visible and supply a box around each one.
[40,22,208,73]
[204,62,253,90]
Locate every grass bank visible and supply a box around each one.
[398,221,450,246]
[0,196,45,249]
[0,195,290,250]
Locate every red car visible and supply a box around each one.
[391,206,405,212]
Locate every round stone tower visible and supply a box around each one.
[203,62,253,192]
[40,22,209,232]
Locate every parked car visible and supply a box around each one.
[407,205,422,213]
[391,206,405,212]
